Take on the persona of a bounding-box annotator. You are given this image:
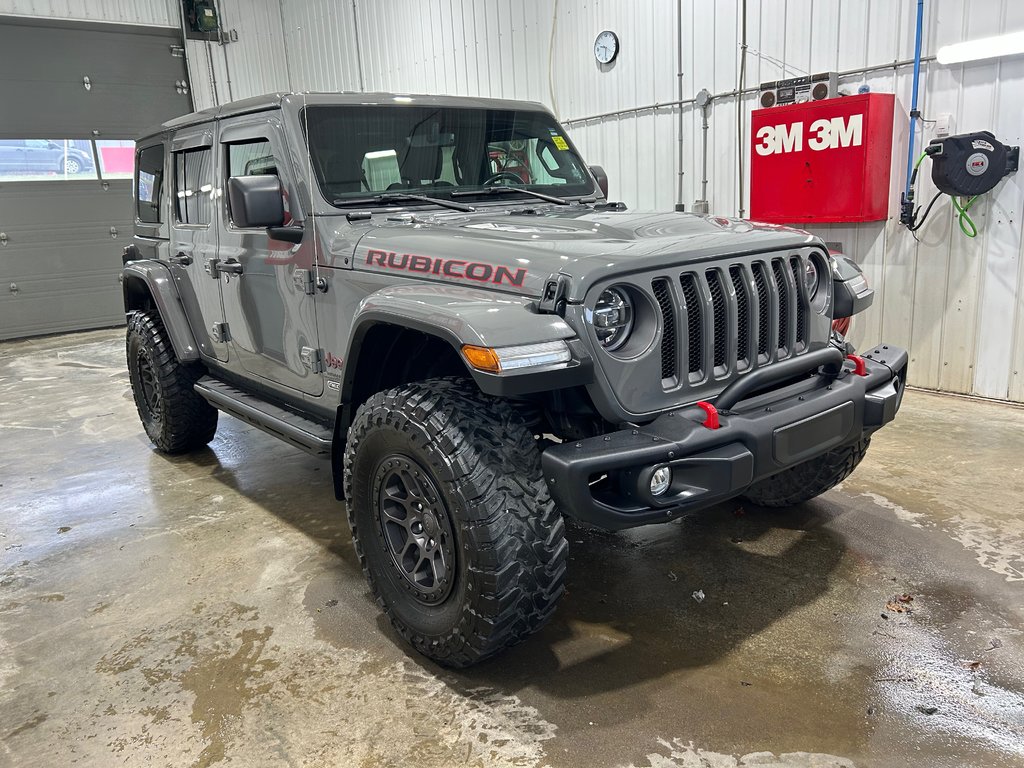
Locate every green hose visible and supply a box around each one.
[952,195,979,238]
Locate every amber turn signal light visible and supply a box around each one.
[461,345,502,373]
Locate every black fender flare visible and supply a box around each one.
[122,261,200,362]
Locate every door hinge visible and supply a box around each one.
[300,346,324,373]
[205,257,221,279]
[210,322,230,343]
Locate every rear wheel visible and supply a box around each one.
[63,156,82,174]
[344,377,567,667]
[126,310,217,453]
[741,437,870,507]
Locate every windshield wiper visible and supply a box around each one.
[331,192,476,213]
[450,186,571,205]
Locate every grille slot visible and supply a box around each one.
[680,273,703,375]
[790,257,807,346]
[772,259,790,355]
[752,262,771,357]
[707,271,728,369]
[729,266,750,365]
[652,278,676,382]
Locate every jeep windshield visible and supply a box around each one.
[301,104,596,208]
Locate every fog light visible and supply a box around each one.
[650,466,672,496]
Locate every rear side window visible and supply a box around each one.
[173,148,213,226]
[136,144,165,223]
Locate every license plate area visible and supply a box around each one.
[773,401,855,465]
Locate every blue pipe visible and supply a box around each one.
[904,0,925,199]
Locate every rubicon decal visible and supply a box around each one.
[366,249,527,288]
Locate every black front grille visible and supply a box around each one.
[649,254,814,390]
[680,273,703,375]
[772,259,790,354]
[707,271,728,368]
[729,266,750,364]
[753,263,771,357]
[652,278,676,381]
[790,257,807,346]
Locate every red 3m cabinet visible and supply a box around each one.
[749,93,896,223]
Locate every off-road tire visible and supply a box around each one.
[741,437,870,508]
[344,377,567,667]
[126,310,217,453]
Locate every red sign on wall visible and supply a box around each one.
[749,93,896,224]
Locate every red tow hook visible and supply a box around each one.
[847,354,868,376]
[695,401,720,430]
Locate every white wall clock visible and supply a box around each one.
[594,30,619,65]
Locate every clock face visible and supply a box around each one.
[594,30,619,64]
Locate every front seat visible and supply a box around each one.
[322,151,367,195]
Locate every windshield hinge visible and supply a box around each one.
[538,274,572,316]
[293,268,315,295]
[210,322,230,343]
[300,346,324,373]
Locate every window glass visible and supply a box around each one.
[0,139,98,182]
[136,144,165,224]
[226,139,290,226]
[228,139,277,177]
[301,106,594,205]
[96,139,136,180]
[174,148,213,226]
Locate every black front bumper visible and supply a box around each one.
[541,344,908,530]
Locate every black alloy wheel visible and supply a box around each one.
[372,454,456,605]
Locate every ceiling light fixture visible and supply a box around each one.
[936,30,1024,65]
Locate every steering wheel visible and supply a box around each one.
[483,171,525,186]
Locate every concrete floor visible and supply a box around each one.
[1,329,1023,768]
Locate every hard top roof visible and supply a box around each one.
[141,91,552,140]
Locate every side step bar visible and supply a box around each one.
[194,376,332,458]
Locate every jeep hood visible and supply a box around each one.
[330,206,820,301]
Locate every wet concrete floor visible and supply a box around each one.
[1,328,1022,767]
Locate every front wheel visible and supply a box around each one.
[344,378,567,667]
[126,310,217,453]
[63,157,82,174]
[741,437,870,508]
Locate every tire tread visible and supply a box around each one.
[343,377,567,667]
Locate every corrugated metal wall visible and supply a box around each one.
[185,0,290,112]
[0,0,178,26]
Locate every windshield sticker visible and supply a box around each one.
[552,135,569,151]
[366,248,527,288]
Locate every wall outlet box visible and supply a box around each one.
[935,113,954,138]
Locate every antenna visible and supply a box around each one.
[301,93,319,269]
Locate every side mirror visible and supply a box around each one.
[227,175,285,228]
[589,165,609,199]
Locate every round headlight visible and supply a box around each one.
[804,259,820,299]
[593,287,634,350]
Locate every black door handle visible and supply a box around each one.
[217,261,244,274]
[168,252,193,266]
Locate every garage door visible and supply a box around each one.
[0,17,192,340]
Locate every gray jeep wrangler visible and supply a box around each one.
[121,92,906,667]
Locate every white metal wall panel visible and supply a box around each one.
[0,0,177,26]
[201,0,1024,402]
[183,0,290,111]
[280,0,361,93]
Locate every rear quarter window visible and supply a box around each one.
[136,144,165,223]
